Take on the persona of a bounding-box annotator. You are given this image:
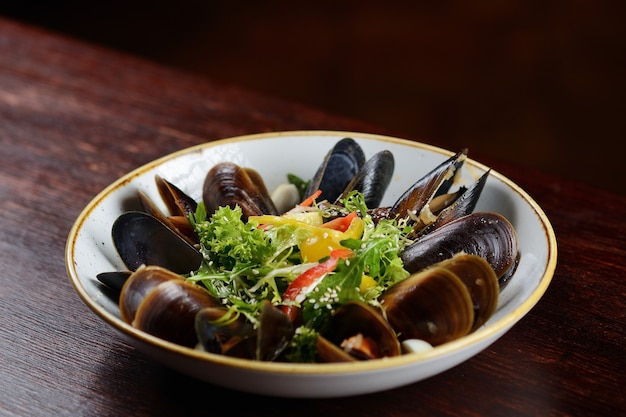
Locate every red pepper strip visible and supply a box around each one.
[299,189,322,207]
[322,211,357,232]
[281,249,353,321]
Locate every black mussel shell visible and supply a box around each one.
[338,149,395,208]
[304,138,366,203]
[112,211,202,274]
[400,212,518,281]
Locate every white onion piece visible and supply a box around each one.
[271,183,300,213]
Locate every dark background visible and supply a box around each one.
[2,0,624,194]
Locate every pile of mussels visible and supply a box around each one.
[97,138,519,362]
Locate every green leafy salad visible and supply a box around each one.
[186,188,414,362]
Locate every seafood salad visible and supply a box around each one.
[98,138,519,363]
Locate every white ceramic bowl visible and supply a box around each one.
[65,131,557,398]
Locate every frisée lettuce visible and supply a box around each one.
[186,191,413,361]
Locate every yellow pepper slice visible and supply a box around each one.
[359,274,377,292]
[251,212,363,262]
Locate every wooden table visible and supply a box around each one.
[1,17,624,416]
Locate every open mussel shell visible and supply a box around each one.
[256,301,295,361]
[96,270,132,294]
[381,266,475,346]
[304,137,366,203]
[119,265,220,347]
[148,175,200,244]
[400,212,518,281]
[196,301,293,361]
[155,174,197,218]
[195,306,255,356]
[112,211,202,274]
[414,170,490,238]
[390,149,467,222]
[435,254,499,331]
[337,150,395,208]
[242,168,279,216]
[166,215,198,244]
[202,162,278,220]
[119,265,181,324]
[316,336,357,362]
[317,301,401,362]
[136,186,198,246]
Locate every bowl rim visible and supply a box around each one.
[65,130,558,376]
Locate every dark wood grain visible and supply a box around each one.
[0,17,624,417]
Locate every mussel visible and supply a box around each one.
[305,138,395,209]
[195,301,295,361]
[436,254,499,331]
[414,170,490,237]
[389,149,466,224]
[155,174,198,218]
[379,254,499,346]
[203,162,278,220]
[366,148,490,240]
[96,270,132,294]
[137,175,199,245]
[381,265,474,346]
[399,212,518,283]
[304,137,366,203]
[317,302,401,362]
[119,265,220,347]
[97,210,203,295]
[336,149,395,208]
[194,306,253,355]
[111,211,202,274]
